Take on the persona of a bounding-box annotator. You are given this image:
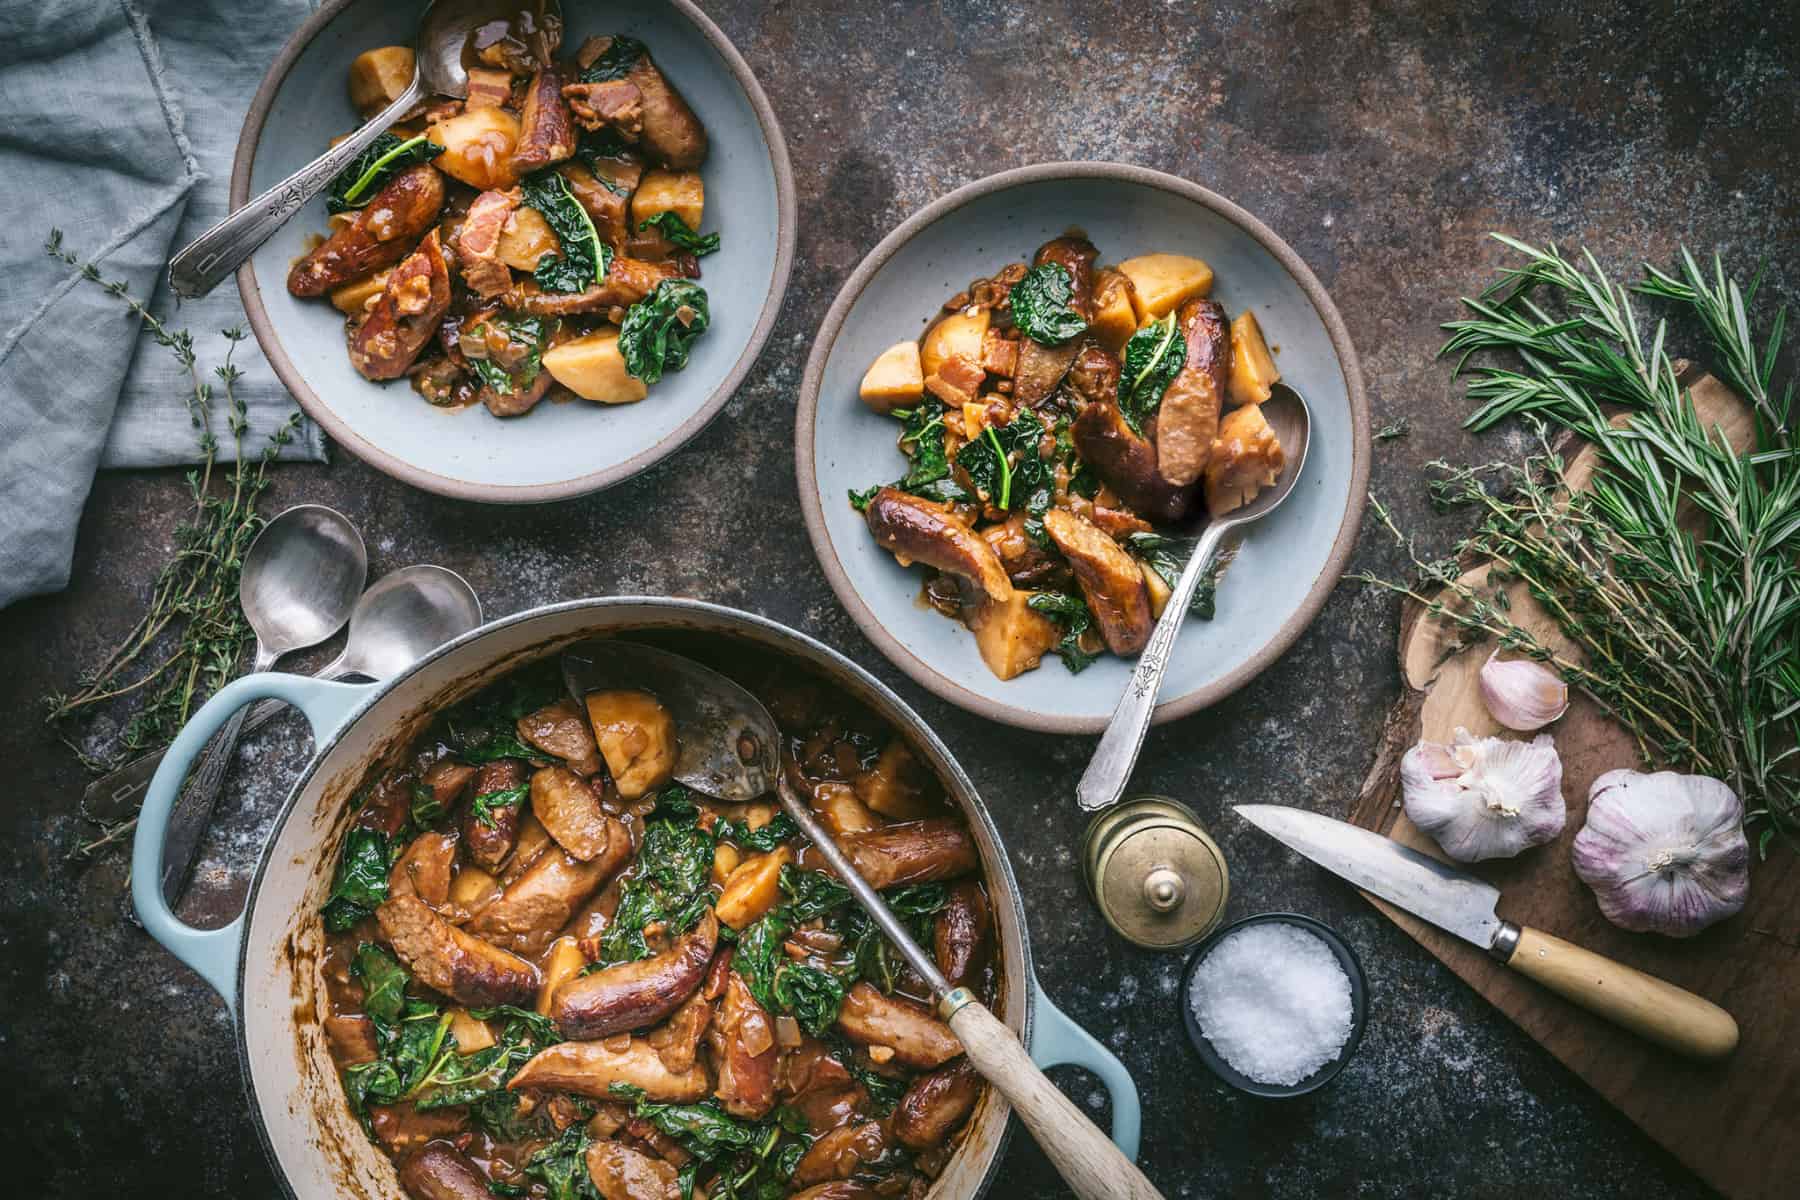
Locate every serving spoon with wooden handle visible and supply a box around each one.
[563,642,1164,1200]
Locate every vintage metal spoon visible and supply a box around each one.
[562,642,1163,1200]
[1076,384,1313,813]
[155,505,367,904]
[87,564,480,824]
[168,0,562,298]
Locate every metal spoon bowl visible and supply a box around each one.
[1075,384,1313,813]
[86,561,478,823]
[168,0,564,298]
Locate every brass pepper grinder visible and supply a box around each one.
[1082,797,1229,950]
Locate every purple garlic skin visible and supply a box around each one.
[1571,768,1748,938]
[1477,651,1569,731]
[1401,728,1565,863]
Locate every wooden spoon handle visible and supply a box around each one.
[1505,926,1739,1060]
[946,999,1163,1200]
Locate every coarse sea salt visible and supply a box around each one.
[1188,922,1353,1086]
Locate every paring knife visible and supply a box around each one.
[1234,805,1739,1061]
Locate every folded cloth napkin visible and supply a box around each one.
[0,0,329,611]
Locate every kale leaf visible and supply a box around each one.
[772,963,848,1037]
[618,280,711,383]
[847,483,881,511]
[637,212,720,256]
[828,1039,908,1115]
[579,35,647,83]
[607,1082,809,1196]
[954,408,1049,511]
[730,907,791,1013]
[465,314,555,398]
[523,1126,601,1200]
[321,827,392,932]
[596,797,715,964]
[349,942,409,1027]
[469,783,529,829]
[439,668,562,766]
[711,812,798,852]
[1009,262,1088,345]
[520,171,611,293]
[326,133,443,214]
[1028,591,1100,674]
[1118,311,1187,435]
[1127,531,1228,620]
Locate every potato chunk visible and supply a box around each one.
[329,269,390,315]
[537,935,588,1017]
[543,332,649,404]
[1205,402,1286,515]
[497,205,559,272]
[1228,310,1281,406]
[428,107,522,190]
[448,1009,496,1053]
[1118,253,1214,322]
[582,689,677,799]
[920,309,990,380]
[853,741,936,820]
[348,47,415,118]
[714,847,792,930]
[811,781,883,838]
[859,340,925,414]
[1089,268,1139,351]
[629,169,704,232]
[970,590,1062,681]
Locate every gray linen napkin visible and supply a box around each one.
[0,0,330,611]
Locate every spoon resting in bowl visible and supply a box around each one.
[168,0,562,299]
[562,641,1164,1200]
[1075,383,1313,813]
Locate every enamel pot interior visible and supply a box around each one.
[235,598,1029,1199]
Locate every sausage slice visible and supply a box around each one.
[550,911,718,1038]
[288,163,445,297]
[1043,508,1153,655]
[376,895,538,1007]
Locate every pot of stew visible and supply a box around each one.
[131,598,1138,1199]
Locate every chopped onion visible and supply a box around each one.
[774,1014,802,1049]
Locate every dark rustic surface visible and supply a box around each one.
[4,1,1797,1196]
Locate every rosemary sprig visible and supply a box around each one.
[1357,236,1799,852]
[42,230,302,858]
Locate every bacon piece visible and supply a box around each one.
[562,79,643,142]
[513,65,578,172]
[455,187,519,298]
[504,256,681,316]
[923,353,985,408]
[348,228,451,381]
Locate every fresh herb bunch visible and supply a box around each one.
[1118,311,1186,434]
[619,279,711,382]
[326,133,443,213]
[1009,263,1088,345]
[638,212,720,256]
[41,231,301,859]
[521,170,610,293]
[1358,236,1799,849]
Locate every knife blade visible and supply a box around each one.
[1234,803,1508,954]
[1233,804,1741,1060]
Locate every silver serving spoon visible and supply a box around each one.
[87,563,483,825]
[1076,384,1313,813]
[561,642,1163,1200]
[153,505,367,903]
[168,0,562,299]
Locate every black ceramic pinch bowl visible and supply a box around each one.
[1179,912,1370,1098]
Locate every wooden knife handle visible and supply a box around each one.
[1505,926,1739,1060]
[946,1000,1164,1200]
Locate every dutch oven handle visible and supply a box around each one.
[131,674,377,1012]
[1030,976,1143,1161]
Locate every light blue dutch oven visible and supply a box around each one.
[132,598,1139,1198]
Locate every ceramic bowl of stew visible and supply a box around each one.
[233,0,795,501]
[795,162,1369,732]
[130,597,1140,1198]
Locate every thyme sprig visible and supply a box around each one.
[1356,236,1800,852]
[42,230,302,859]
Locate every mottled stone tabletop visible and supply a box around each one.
[5,1,1797,1196]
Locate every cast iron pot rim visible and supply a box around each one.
[231,0,798,504]
[1179,910,1370,1099]
[793,160,1372,733]
[228,595,1027,1200]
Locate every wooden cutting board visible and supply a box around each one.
[1348,368,1800,1200]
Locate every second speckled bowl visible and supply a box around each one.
[795,162,1369,732]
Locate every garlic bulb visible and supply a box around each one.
[1478,651,1568,731]
[1571,769,1748,938]
[1401,728,1566,862]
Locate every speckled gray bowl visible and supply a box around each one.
[796,163,1369,733]
[234,0,794,502]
